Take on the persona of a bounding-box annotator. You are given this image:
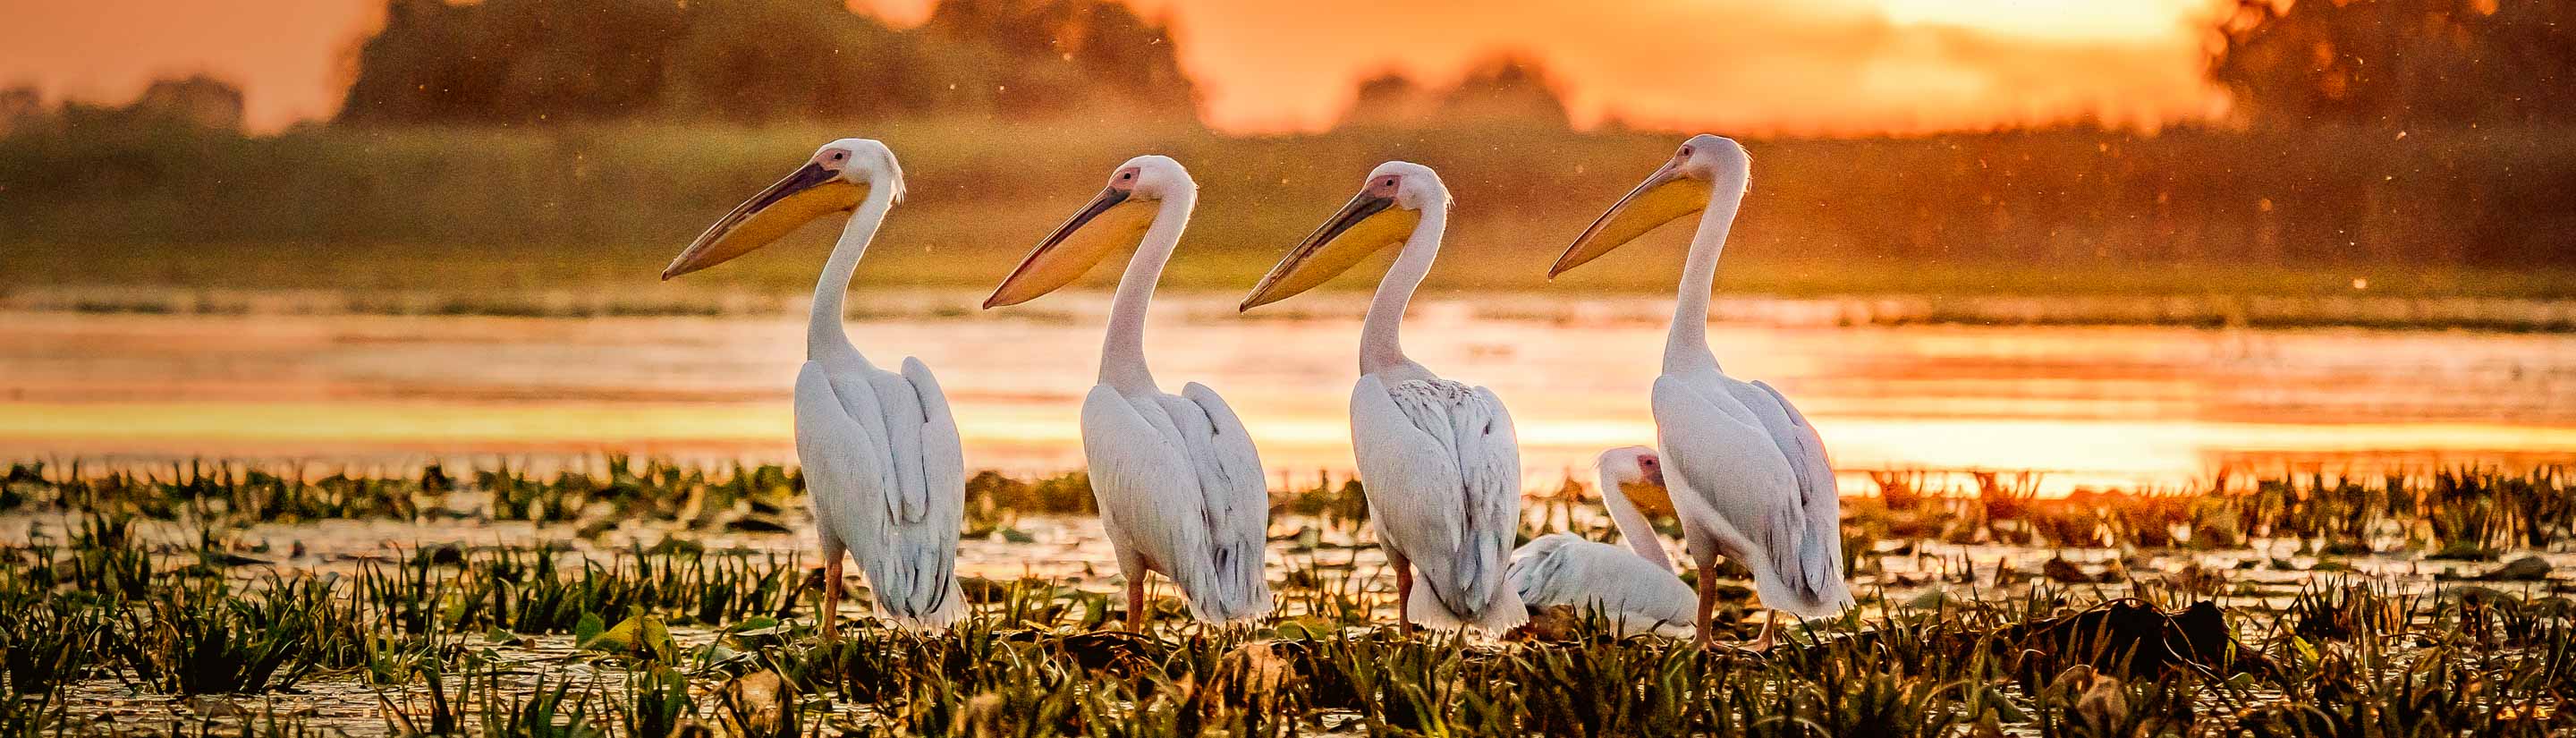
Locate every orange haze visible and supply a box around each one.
[0,0,2229,134]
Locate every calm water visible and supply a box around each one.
[4,290,2572,493]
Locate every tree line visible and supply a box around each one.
[1,0,2570,275]
[2212,0,2576,129]
[336,0,1198,125]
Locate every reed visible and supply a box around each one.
[9,458,2576,734]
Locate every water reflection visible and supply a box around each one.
[3,291,2571,493]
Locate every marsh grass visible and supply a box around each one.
[0,564,109,697]
[8,460,2576,735]
[113,573,341,694]
[11,458,2575,575]
[1847,465,2574,556]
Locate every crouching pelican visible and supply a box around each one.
[662,139,965,636]
[984,156,1273,629]
[1550,135,1852,649]
[1507,447,1696,639]
[1241,162,1526,635]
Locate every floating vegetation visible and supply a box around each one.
[2,459,2573,735]
[12,458,2570,556]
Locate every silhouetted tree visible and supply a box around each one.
[2211,0,2576,128]
[337,0,1199,125]
[128,76,248,131]
[0,87,44,133]
[1335,71,1436,128]
[924,0,1199,119]
[660,0,928,123]
[340,0,683,124]
[1331,53,1572,131]
[0,75,248,137]
[1437,54,1571,129]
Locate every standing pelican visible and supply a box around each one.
[661,139,965,636]
[1549,135,1852,649]
[1241,162,1526,634]
[983,156,1273,628]
[1507,447,1696,639]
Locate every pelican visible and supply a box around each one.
[982,156,1273,629]
[1506,446,1696,639]
[1241,162,1526,634]
[1550,135,1852,649]
[661,139,965,636]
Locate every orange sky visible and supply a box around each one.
[0,0,2230,134]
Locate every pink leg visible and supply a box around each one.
[1126,578,1147,632]
[821,556,844,643]
[1390,549,1415,637]
[1694,559,1718,649]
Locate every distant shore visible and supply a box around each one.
[7,281,2572,331]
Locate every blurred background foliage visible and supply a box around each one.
[0,0,2571,295]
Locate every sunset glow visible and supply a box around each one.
[0,0,2226,134]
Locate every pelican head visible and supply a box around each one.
[1238,161,1449,311]
[984,155,1194,309]
[1548,133,1747,278]
[661,138,906,281]
[1597,445,1676,518]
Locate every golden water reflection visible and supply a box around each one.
[3,292,2571,494]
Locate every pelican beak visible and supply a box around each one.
[983,186,1157,309]
[1548,157,1710,278]
[662,163,865,280]
[1622,473,1676,518]
[1239,190,1419,310]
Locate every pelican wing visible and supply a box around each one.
[1352,376,1525,631]
[1161,382,1274,616]
[860,367,931,523]
[1082,383,1199,554]
[1733,380,1849,604]
[798,360,964,631]
[1651,377,1796,568]
[1081,385,1238,620]
[796,361,884,548]
[1508,533,1697,639]
[902,357,969,527]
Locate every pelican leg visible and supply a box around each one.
[1693,558,1718,649]
[1750,609,1777,652]
[1390,549,1415,636]
[1126,578,1148,632]
[821,554,845,643]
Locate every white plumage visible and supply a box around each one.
[1551,134,1852,648]
[1655,371,1848,620]
[1242,161,1525,633]
[987,156,1271,627]
[662,139,964,635]
[797,354,968,631]
[1353,374,1527,632]
[1084,383,1274,623]
[1508,534,1696,639]
[1507,446,1696,640]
